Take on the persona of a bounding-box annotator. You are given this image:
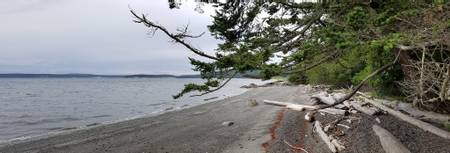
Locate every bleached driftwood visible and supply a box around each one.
[331,139,346,152]
[372,125,411,153]
[394,102,450,125]
[349,101,379,115]
[305,112,314,122]
[311,92,346,105]
[363,97,450,140]
[263,100,347,115]
[314,121,337,153]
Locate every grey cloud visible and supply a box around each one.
[0,0,219,74]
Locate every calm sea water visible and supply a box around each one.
[0,78,262,142]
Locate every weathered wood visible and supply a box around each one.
[372,125,411,153]
[305,112,314,122]
[314,121,337,153]
[264,100,347,115]
[363,97,450,140]
[311,92,346,106]
[263,100,292,106]
[331,139,346,152]
[350,101,379,115]
[395,102,450,124]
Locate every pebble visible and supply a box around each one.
[222,121,234,126]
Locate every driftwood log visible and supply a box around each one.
[362,97,450,140]
[349,101,379,115]
[263,100,347,115]
[314,121,337,153]
[373,125,411,153]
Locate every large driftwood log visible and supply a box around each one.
[363,97,450,140]
[372,125,411,153]
[349,101,379,116]
[311,92,346,105]
[263,100,346,115]
[314,121,337,153]
[395,102,449,124]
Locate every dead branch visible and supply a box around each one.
[314,51,401,110]
[283,139,309,153]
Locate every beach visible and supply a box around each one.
[0,86,307,153]
[1,85,450,153]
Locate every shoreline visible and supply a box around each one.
[0,86,252,147]
[0,86,304,153]
[0,78,262,147]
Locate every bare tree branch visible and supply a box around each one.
[315,51,402,110]
[130,9,219,61]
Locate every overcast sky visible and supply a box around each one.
[0,0,219,75]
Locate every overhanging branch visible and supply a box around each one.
[130,10,219,61]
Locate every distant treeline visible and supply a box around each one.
[0,73,260,79]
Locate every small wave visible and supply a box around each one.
[17,114,33,118]
[146,103,164,107]
[86,123,100,127]
[86,115,112,119]
[61,117,82,121]
[60,127,77,131]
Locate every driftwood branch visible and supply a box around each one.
[263,100,346,115]
[362,97,450,139]
[314,121,337,153]
[372,125,411,153]
[283,139,309,153]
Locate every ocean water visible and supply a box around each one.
[0,78,262,142]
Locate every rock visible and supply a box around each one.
[222,121,234,126]
[204,96,219,101]
[240,83,258,88]
[248,99,258,107]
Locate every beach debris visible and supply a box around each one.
[375,117,381,124]
[331,139,346,152]
[248,99,259,107]
[263,100,347,115]
[240,83,258,88]
[204,96,219,101]
[222,121,234,126]
[362,96,450,140]
[349,109,358,114]
[313,121,337,153]
[283,139,309,153]
[164,107,174,111]
[305,112,315,122]
[349,101,380,116]
[373,125,411,153]
[337,124,350,129]
[311,92,342,105]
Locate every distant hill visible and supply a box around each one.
[0,73,202,78]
